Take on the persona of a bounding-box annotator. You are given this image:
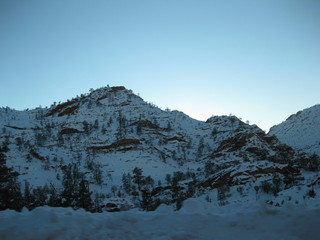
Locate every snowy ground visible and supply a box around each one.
[1,200,320,240]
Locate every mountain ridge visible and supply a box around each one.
[0,86,319,212]
[269,104,320,156]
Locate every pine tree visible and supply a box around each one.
[133,167,143,190]
[83,121,90,134]
[204,160,215,177]
[272,173,282,196]
[92,193,103,212]
[171,176,185,210]
[61,163,93,210]
[23,181,34,209]
[136,123,142,135]
[76,177,92,211]
[0,152,23,211]
[47,187,61,207]
[93,119,99,129]
[116,111,127,140]
[61,164,78,207]
[186,181,196,198]
[140,188,152,211]
[165,174,172,185]
[166,122,172,131]
[92,163,103,185]
[261,180,271,194]
[217,184,230,206]
[122,173,132,194]
[197,138,205,158]
[32,185,50,207]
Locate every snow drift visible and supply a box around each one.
[0,203,320,240]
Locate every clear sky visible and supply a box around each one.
[1,0,319,131]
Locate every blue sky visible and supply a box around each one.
[1,0,319,131]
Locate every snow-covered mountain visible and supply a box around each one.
[269,104,320,156]
[1,86,319,212]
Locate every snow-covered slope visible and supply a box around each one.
[1,86,319,212]
[269,104,320,156]
[1,202,320,240]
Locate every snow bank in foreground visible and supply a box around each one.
[0,204,320,240]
